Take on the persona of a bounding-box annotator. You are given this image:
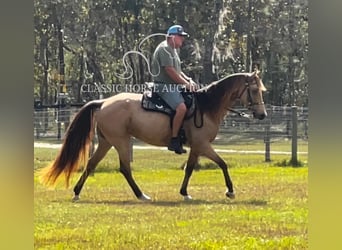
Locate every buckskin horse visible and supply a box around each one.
[40,70,267,201]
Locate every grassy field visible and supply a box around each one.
[34,146,308,249]
[34,138,308,153]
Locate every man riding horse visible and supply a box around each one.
[151,25,198,154]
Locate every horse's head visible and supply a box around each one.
[240,71,267,120]
[196,71,267,120]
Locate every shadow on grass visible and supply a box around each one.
[67,198,267,207]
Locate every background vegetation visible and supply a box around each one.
[34,0,308,107]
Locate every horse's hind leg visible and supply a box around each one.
[114,138,151,201]
[72,133,112,201]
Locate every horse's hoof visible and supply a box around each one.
[72,195,80,202]
[139,193,152,201]
[226,192,235,199]
[183,195,193,201]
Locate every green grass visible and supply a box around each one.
[35,138,308,153]
[34,147,308,249]
[212,139,308,153]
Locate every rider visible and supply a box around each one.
[151,24,198,154]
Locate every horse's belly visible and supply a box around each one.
[128,111,171,146]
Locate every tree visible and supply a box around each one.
[34,0,308,107]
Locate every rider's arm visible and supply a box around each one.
[165,66,191,87]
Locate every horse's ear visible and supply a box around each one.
[250,70,261,80]
[249,71,257,78]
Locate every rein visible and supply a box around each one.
[227,108,250,118]
[226,80,263,119]
[193,95,204,128]
[224,83,250,118]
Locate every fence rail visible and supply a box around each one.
[34,105,308,161]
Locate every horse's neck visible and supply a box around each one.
[197,79,241,124]
[211,92,236,124]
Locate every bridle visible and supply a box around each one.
[227,76,264,118]
[194,73,265,127]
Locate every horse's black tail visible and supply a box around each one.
[40,100,104,187]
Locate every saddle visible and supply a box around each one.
[141,83,196,119]
[141,83,197,145]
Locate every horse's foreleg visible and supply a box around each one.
[115,140,151,201]
[72,135,111,201]
[180,151,199,200]
[202,146,235,199]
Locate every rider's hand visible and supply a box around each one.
[187,79,199,92]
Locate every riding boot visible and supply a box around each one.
[168,137,187,154]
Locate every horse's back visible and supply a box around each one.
[101,92,142,107]
[95,92,141,124]
[95,92,171,146]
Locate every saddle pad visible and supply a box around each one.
[141,90,174,116]
[141,90,195,118]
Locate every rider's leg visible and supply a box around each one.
[168,102,187,154]
[172,102,186,137]
[156,85,187,154]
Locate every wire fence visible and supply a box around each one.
[33,105,308,143]
[217,105,308,144]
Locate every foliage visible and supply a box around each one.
[275,158,306,167]
[34,0,308,106]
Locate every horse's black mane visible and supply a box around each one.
[195,73,246,113]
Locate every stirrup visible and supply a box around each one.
[168,138,187,154]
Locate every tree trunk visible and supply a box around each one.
[40,35,49,106]
[202,37,215,84]
[246,0,252,72]
[77,50,84,103]
[288,0,295,106]
[56,19,66,95]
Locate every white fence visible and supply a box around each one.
[33,106,308,139]
[217,105,308,142]
[34,105,308,161]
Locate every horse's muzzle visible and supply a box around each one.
[253,112,267,120]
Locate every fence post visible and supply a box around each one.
[35,111,40,139]
[264,106,271,162]
[130,138,133,162]
[291,106,298,164]
[264,123,271,162]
